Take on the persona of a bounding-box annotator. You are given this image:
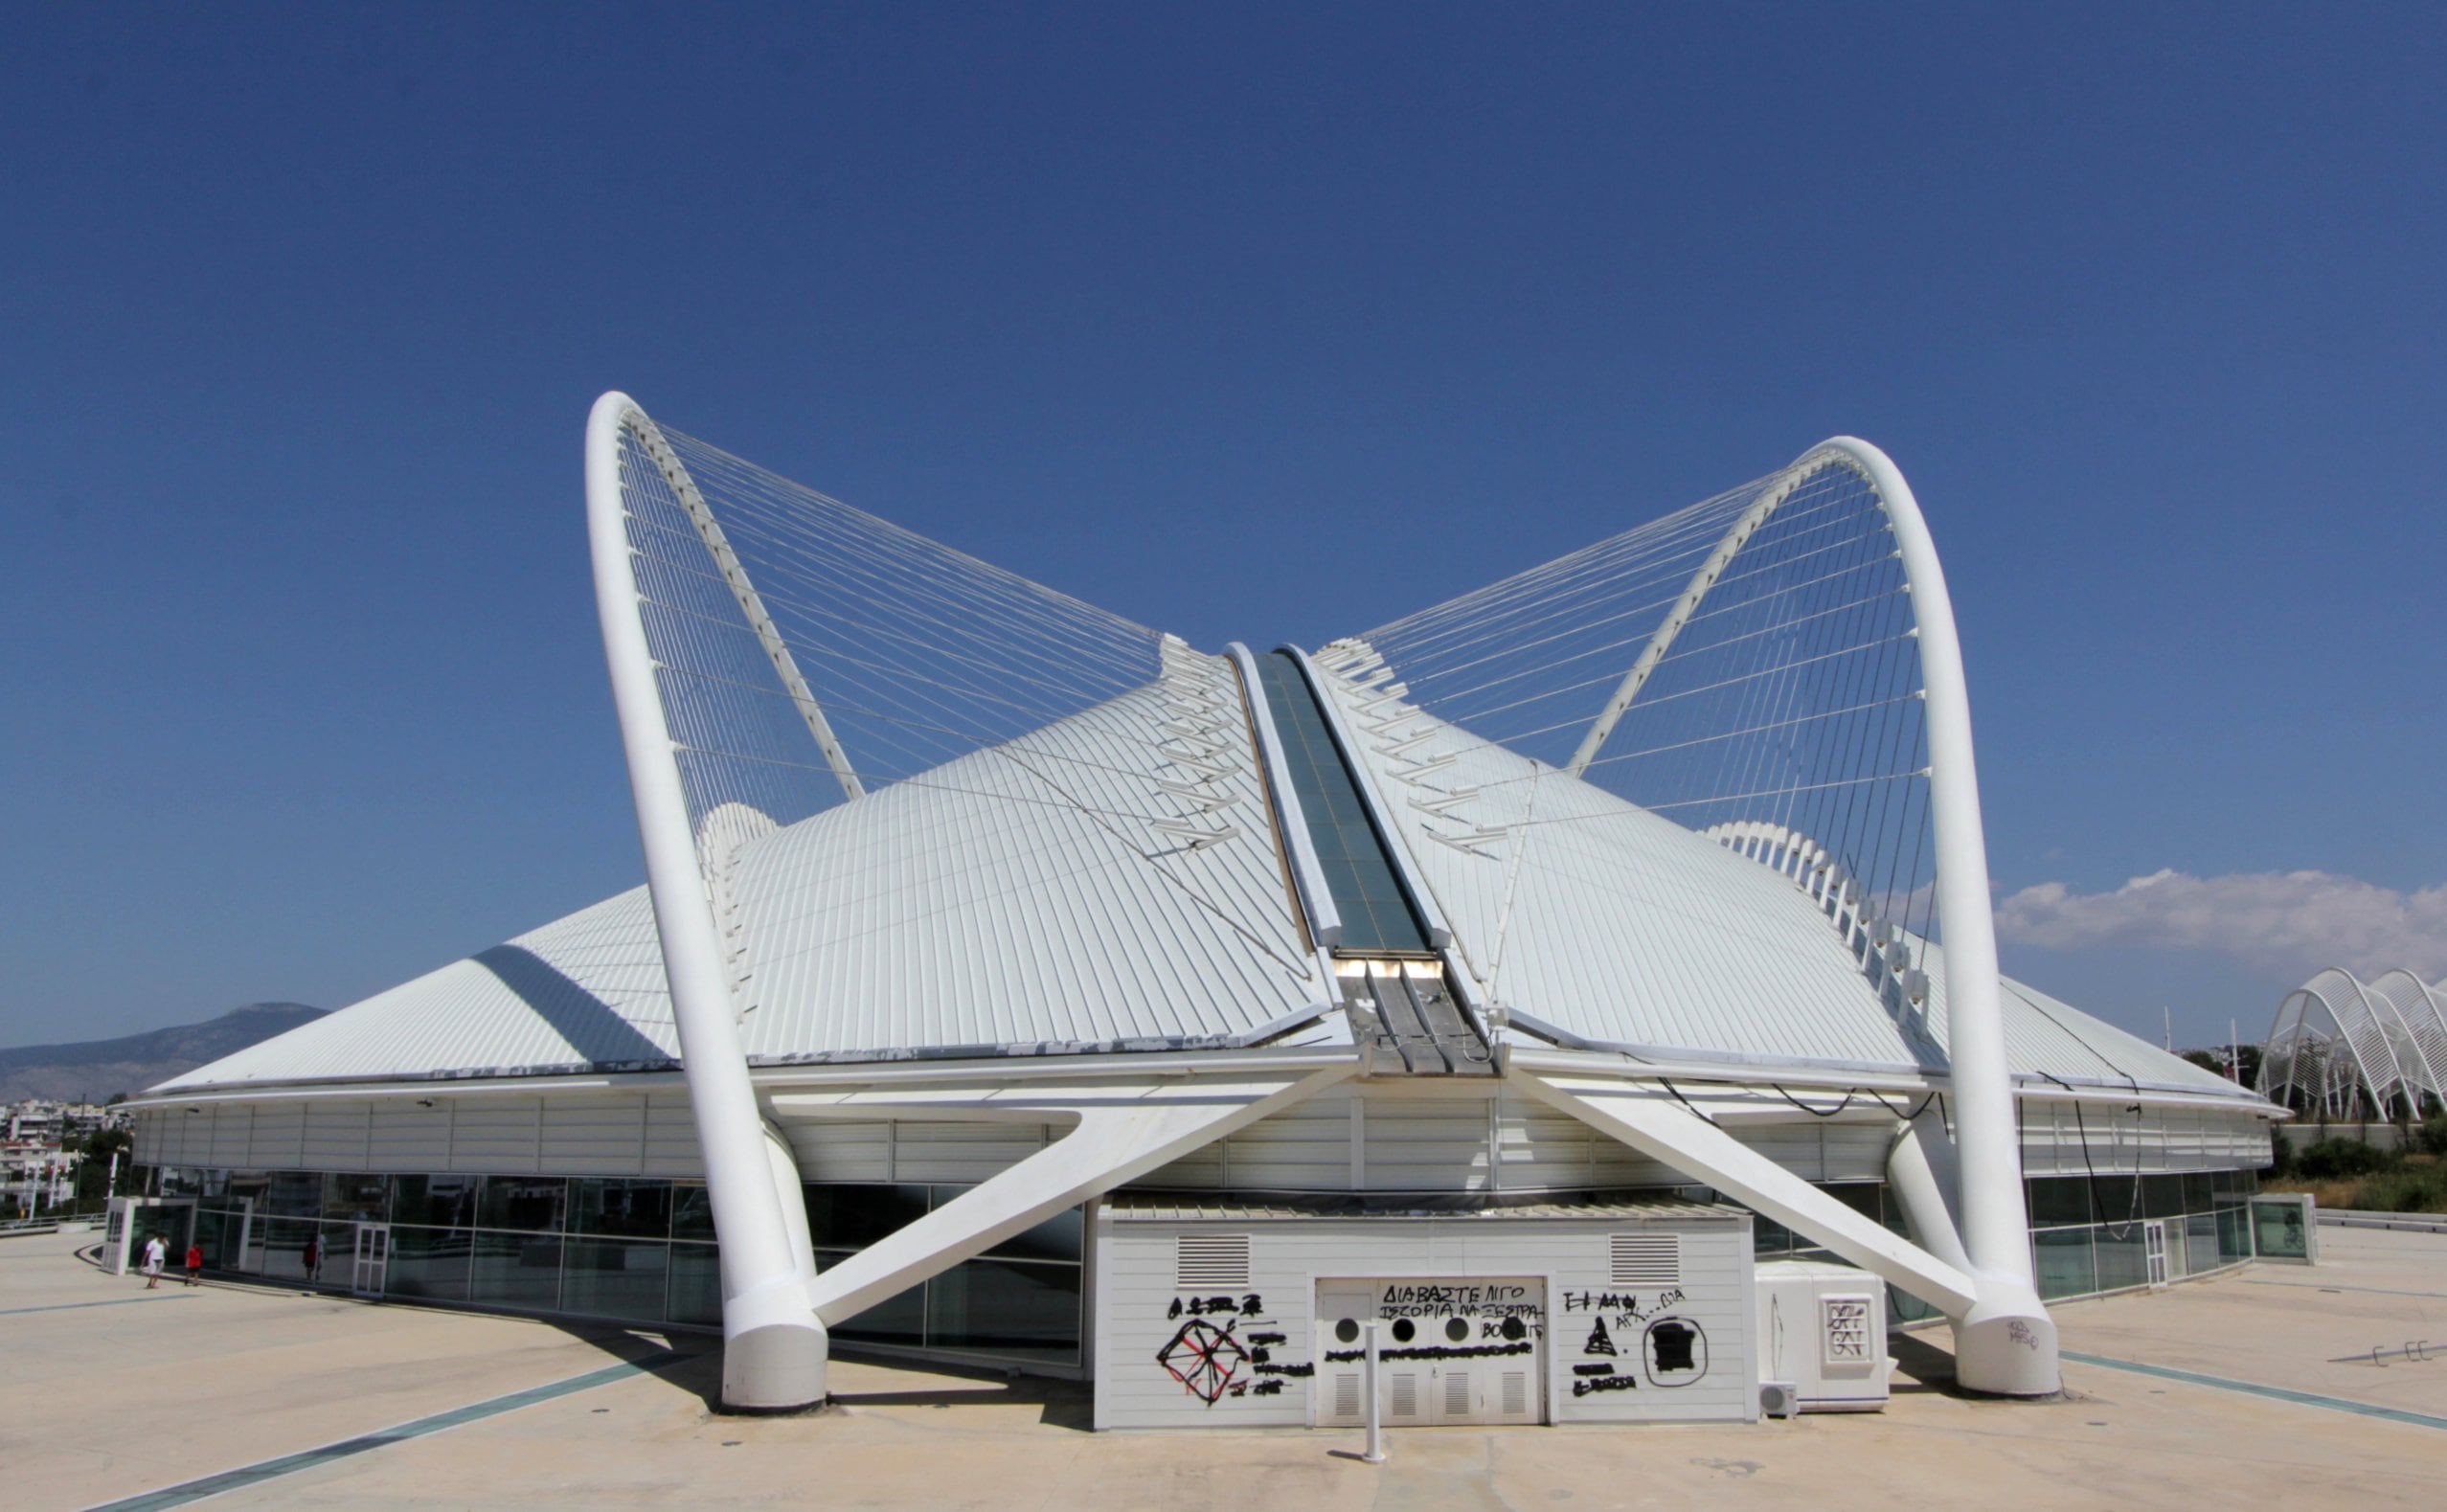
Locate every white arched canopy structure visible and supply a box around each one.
[583,404,2064,1406]
[2264,966,2447,1118]
[587,393,831,1410]
[1576,440,2054,1395]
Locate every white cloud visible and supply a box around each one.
[1994,869,2447,983]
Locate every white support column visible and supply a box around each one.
[1885,1103,1975,1277]
[586,391,827,1411]
[1811,438,2056,1395]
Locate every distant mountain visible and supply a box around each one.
[0,1003,326,1104]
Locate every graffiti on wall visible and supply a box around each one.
[1561,1285,1708,1394]
[1316,1279,1542,1365]
[1156,1292,1314,1405]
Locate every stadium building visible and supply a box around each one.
[127,396,2280,1426]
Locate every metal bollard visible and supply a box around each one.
[1362,1319,1387,1464]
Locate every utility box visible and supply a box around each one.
[1753,1259,1891,1412]
[1094,1194,1756,1431]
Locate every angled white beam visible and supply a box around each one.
[1568,466,1815,778]
[1884,1104,1975,1277]
[621,406,864,802]
[808,1066,1352,1325]
[1515,1071,1979,1316]
[587,391,827,1411]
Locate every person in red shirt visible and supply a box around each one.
[184,1242,204,1286]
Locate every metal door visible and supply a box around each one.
[352,1222,389,1298]
[2142,1221,2168,1287]
[1314,1279,1542,1428]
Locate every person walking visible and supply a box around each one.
[302,1232,321,1285]
[184,1241,204,1286]
[140,1233,167,1289]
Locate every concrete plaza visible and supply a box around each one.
[7,1226,2444,1510]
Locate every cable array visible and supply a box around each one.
[615,421,1167,838]
[1353,457,1940,959]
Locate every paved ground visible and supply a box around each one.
[6,1226,2445,1510]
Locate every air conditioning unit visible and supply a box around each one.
[1758,1381,1801,1419]
[1754,1260,1892,1412]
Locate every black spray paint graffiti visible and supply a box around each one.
[1157,1318,1250,1405]
[1571,1372,1642,1397]
[1582,1318,1617,1357]
[1323,1341,1535,1365]
[1157,1296,1314,1405]
[1642,1316,1709,1388]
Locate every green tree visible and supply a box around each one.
[74,1126,132,1203]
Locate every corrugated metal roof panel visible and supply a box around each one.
[733,656,1324,1058]
[164,658,1325,1089]
[1314,670,1929,1069]
[160,887,681,1088]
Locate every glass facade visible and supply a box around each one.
[2025,1168,2257,1299]
[1743,1170,2261,1316]
[171,1169,1083,1367]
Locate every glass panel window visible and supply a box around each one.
[671,1183,715,1242]
[2180,1172,2214,1214]
[668,1241,721,1325]
[2092,1224,2148,1292]
[478,1177,568,1233]
[805,1185,929,1250]
[387,1225,473,1301]
[561,1239,671,1321]
[2032,1228,2096,1300]
[266,1172,323,1218]
[2141,1175,2186,1220]
[817,1248,924,1346]
[2086,1176,2141,1228]
[469,1231,562,1309]
[2216,1205,2253,1265]
[924,1257,1082,1363]
[389,1175,479,1230]
[2252,1197,2311,1259]
[2026,1178,2091,1229]
[569,1180,672,1239]
[323,1173,389,1223]
[259,1218,320,1281]
[2185,1212,2220,1275]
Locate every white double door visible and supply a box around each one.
[1314,1278,1543,1428]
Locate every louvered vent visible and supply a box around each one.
[1391,1373,1419,1417]
[1502,1371,1529,1415]
[1333,1373,1361,1419]
[1610,1231,1682,1287]
[1174,1232,1251,1290]
[1444,1371,1472,1416]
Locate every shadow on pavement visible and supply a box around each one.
[827,1352,1094,1432]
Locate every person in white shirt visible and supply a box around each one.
[141,1233,167,1289]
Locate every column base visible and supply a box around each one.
[1950,1287,2060,1397]
[719,1288,829,1412]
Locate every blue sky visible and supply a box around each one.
[5,4,2442,1051]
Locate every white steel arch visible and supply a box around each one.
[2266,967,2446,1117]
[2368,969,2447,1110]
[1592,440,2056,1395]
[586,392,829,1411]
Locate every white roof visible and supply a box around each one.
[166,657,1328,1091]
[1311,669,2254,1100]
[166,657,2253,1103]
